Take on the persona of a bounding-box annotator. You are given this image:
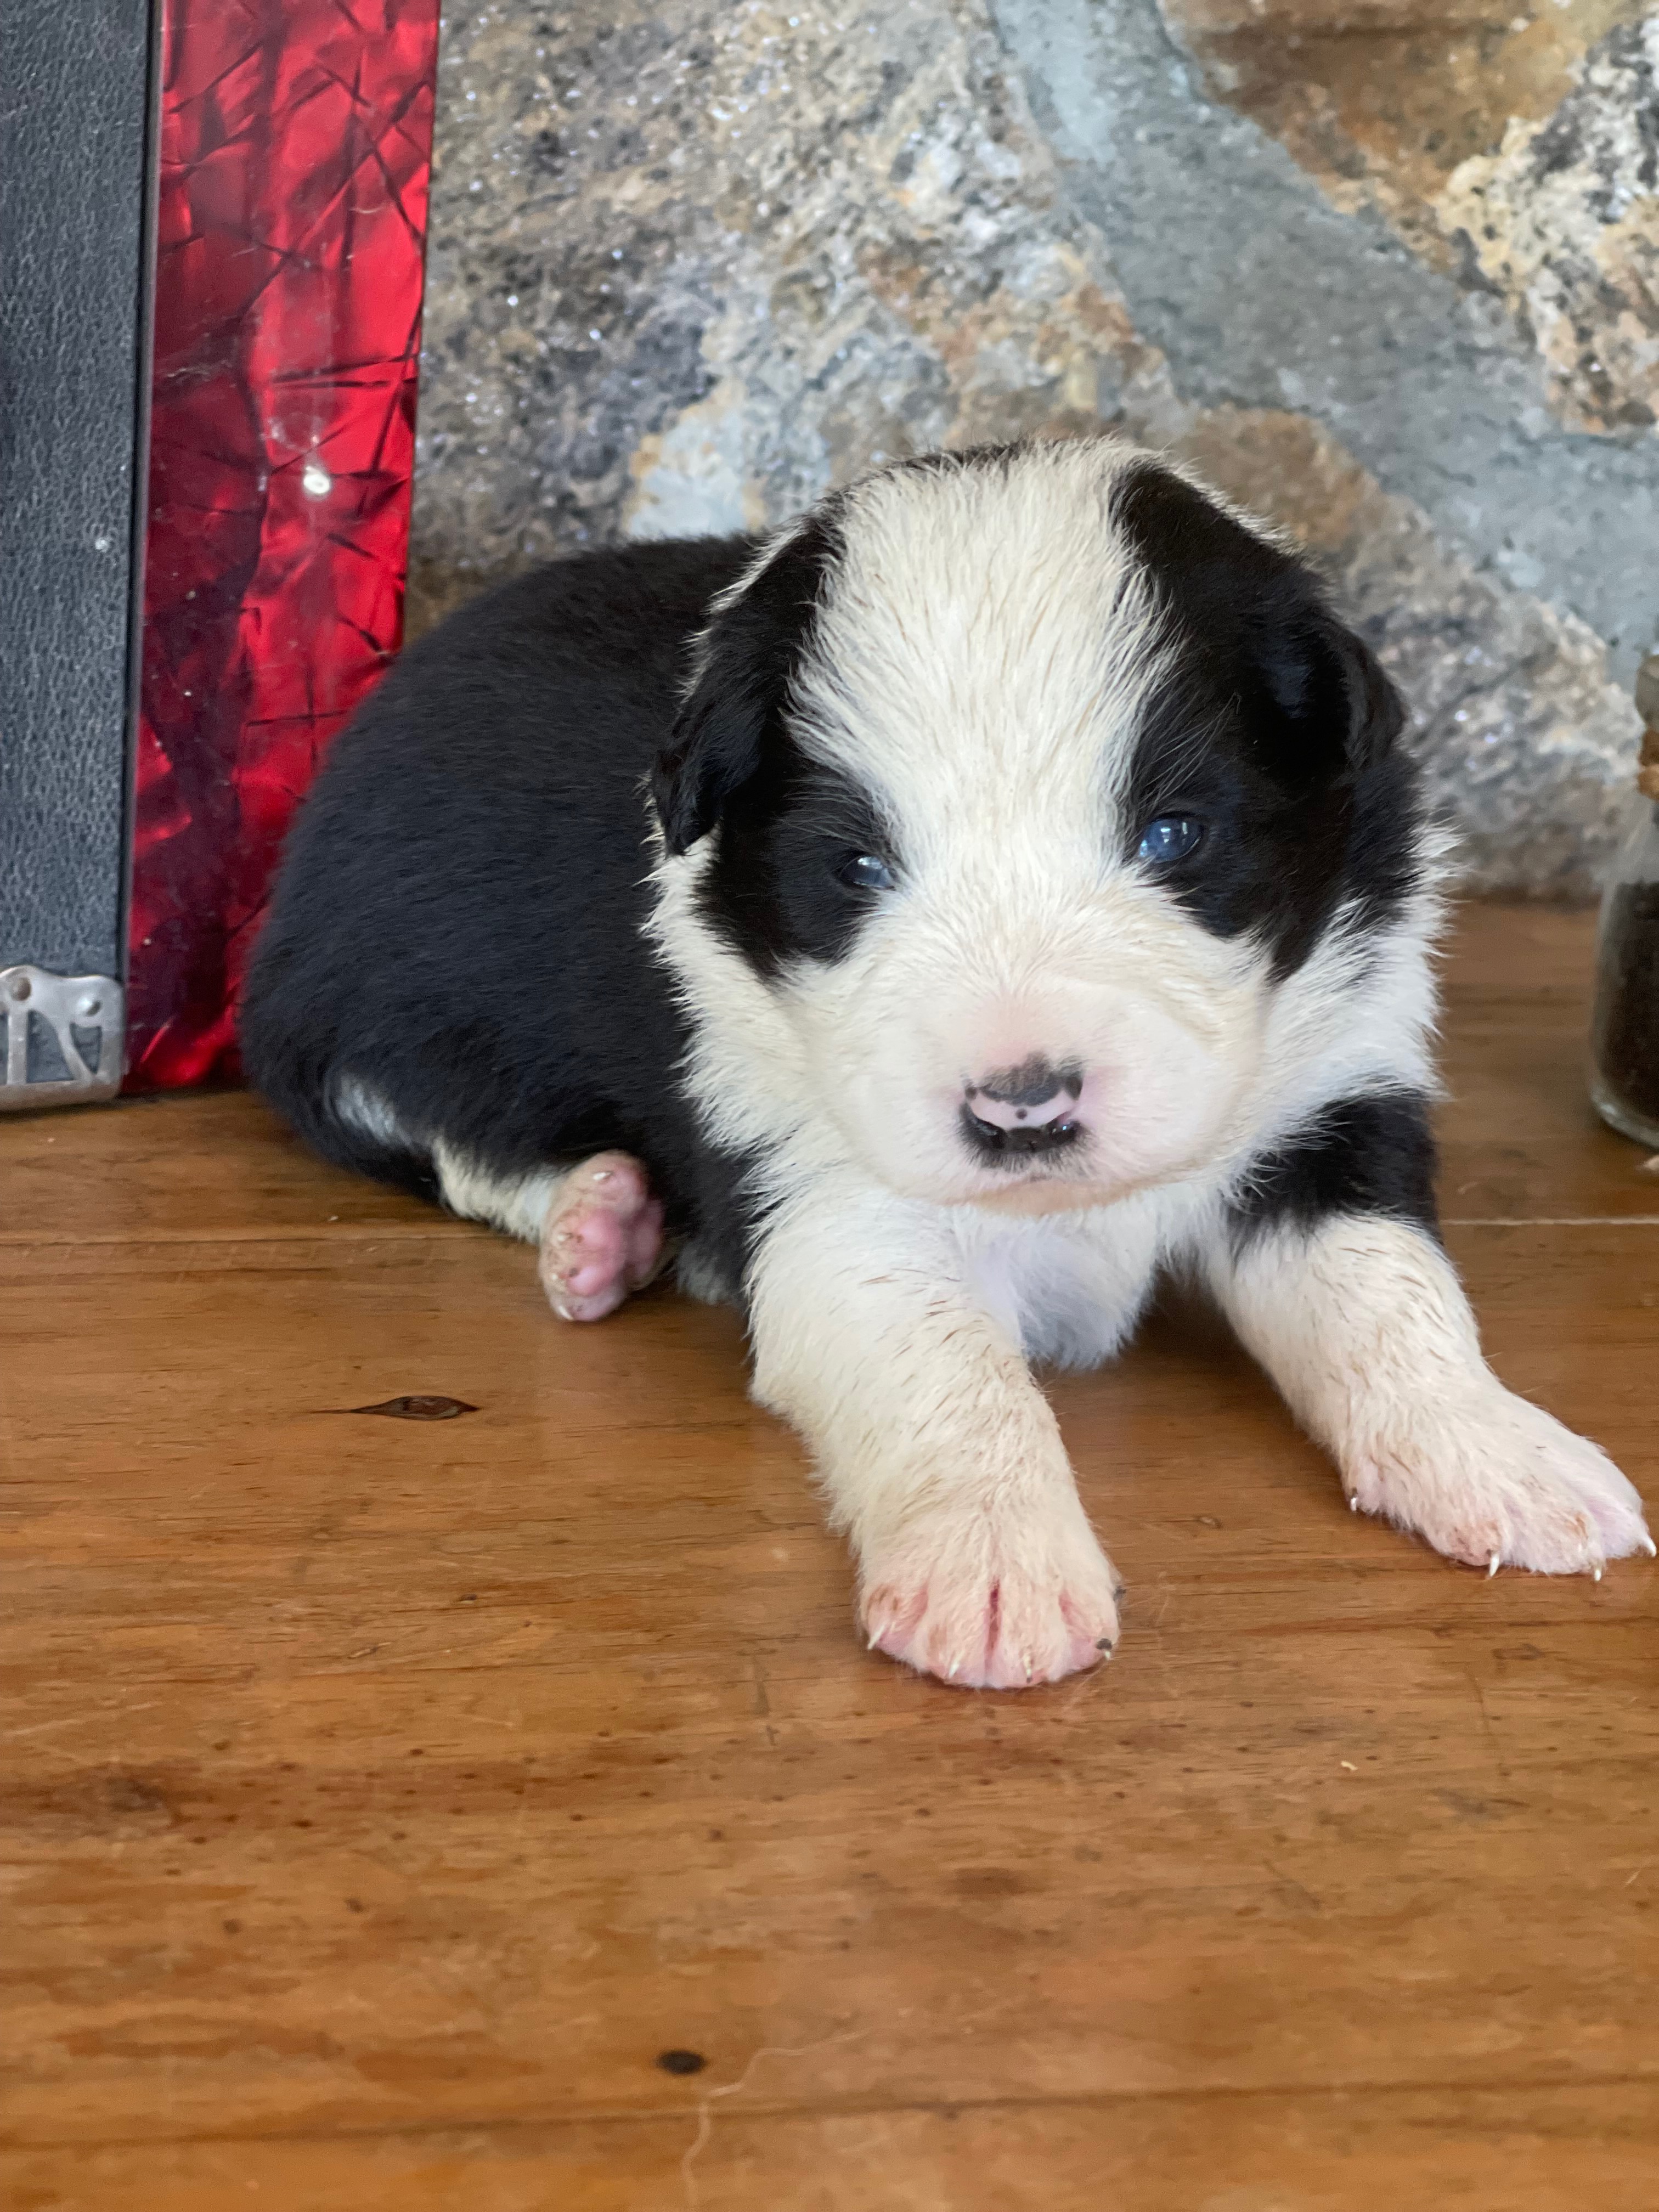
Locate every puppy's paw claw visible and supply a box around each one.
[1348,1386,1651,1579]
[860,1510,1121,1690]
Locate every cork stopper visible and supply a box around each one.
[1639,653,1659,803]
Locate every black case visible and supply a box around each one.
[0,0,155,1106]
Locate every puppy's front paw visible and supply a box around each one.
[1348,1385,1654,1577]
[860,1498,1121,1690]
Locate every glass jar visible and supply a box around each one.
[1589,653,1659,1150]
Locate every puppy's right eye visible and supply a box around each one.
[1137,814,1205,866]
[835,853,895,893]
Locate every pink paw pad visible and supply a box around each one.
[538,1152,664,1323]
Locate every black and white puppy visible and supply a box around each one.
[242,438,1652,1686]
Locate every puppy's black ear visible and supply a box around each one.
[1329,622,1405,771]
[652,521,838,857]
[1258,603,1406,779]
[1112,458,1404,781]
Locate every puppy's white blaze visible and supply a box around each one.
[795,445,1166,847]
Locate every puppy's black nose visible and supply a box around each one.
[961,1057,1084,1161]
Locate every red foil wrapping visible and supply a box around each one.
[127,0,441,1089]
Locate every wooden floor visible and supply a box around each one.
[2,902,1656,2211]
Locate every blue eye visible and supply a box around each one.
[1137,814,1204,866]
[837,852,895,892]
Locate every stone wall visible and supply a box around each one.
[410,0,1659,896]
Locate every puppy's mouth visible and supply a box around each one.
[957,1100,1086,1170]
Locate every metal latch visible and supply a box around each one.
[0,966,125,1110]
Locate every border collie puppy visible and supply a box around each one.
[242,438,1652,1686]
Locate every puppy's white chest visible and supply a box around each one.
[955,1206,1163,1372]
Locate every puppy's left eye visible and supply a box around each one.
[836,852,895,892]
[1137,814,1204,866]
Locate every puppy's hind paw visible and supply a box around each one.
[538,1152,664,1323]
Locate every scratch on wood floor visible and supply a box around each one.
[4,1702,161,1743]
[681,2020,862,2209]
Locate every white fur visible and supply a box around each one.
[334,1074,407,1149]
[1212,1215,1653,1575]
[431,1143,564,1244]
[335,1073,565,1243]
[630,439,1650,1680]
[746,1174,1125,1688]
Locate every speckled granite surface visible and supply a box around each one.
[411,0,1658,896]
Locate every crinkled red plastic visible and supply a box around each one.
[127,0,440,1088]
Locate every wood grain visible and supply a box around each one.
[2,902,1654,2209]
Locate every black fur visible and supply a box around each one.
[658,514,901,980]
[1228,1091,1441,1251]
[240,537,766,1294]
[652,514,841,855]
[1112,460,1421,978]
